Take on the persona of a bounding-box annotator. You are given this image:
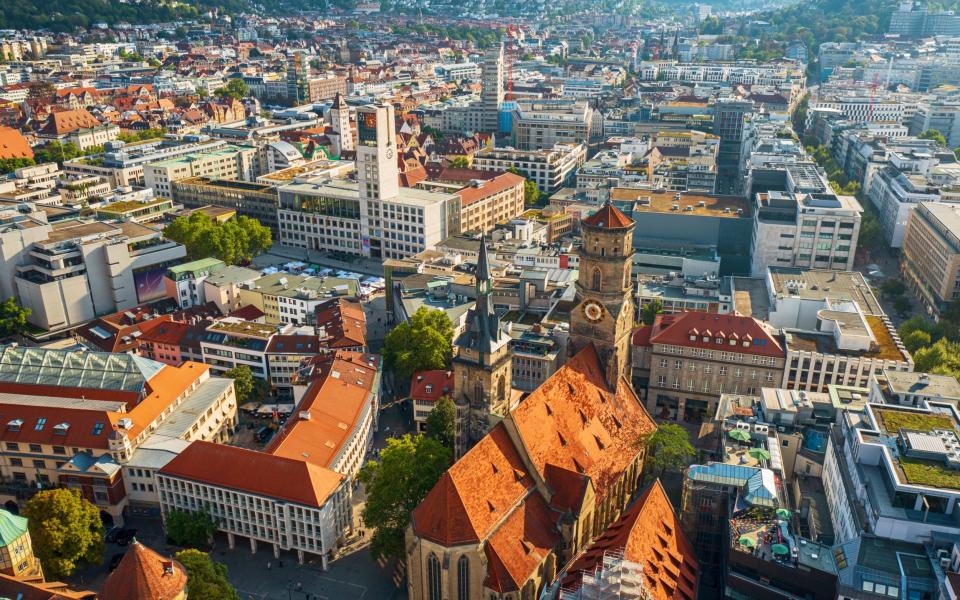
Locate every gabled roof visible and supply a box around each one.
[412,422,534,546]
[159,441,343,508]
[99,541,186,600]
[483,492,560,593]
[40,108,102,136]
[409,370,453,404]
[0,126,33,160]
[582,201,633,229]
[509,344,656,501]
[560,480,699,600]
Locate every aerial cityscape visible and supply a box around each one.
[0,0,959,598]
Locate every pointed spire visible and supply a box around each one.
[476,235,491,290]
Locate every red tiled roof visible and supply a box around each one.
[561,480,699,600]
[0,126,33,160]
[648,312,784,358]
[632,325,652,347]
[483,493,560,593]
[315,298,366,349]
[582,202,633,229]
[159,441,343,508]
[266,334,322,354]
[40,108,101,136]
[99,541,186,600]
[409,370,453,404]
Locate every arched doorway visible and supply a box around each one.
[3,501,18,515]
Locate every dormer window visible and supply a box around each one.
[715,338,723,344]
[6,419,22,432]
[425,384,433,394]
[743,340,751,347]
[689,335,696,341]
[729,339,737,346]
[34,418,46,431]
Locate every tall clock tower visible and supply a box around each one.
[569,202,636,391]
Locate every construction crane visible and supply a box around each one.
[865,72,880,123]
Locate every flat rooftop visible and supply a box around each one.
[610,188,751,218]
[209,319,276,339]
[768,268,882,316]
[46,220,119,243]
[883,371,960,400]
[785,316,906,362]
[281,178,456,208]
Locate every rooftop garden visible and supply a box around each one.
[876,408,955,435]
[899,456,960,490]
[99,198,171,213]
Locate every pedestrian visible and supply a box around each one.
[267,561,272,570]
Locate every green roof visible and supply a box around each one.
[168,257,226,275]
[0,510,28,545]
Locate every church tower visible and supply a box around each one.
[452,239,512,457]
[569,202,636,391]
[329,92,352,156]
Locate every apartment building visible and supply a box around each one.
[200,318,274,380]
[235,272,358,325]
[408,370,453,431]
[164,258,226,309]
[471,143,587,193]
[511,99,595,150]
[0,346,236,524]
[171,177,282,234]
[638,61,807,87]
[448,172,524,234]
[143,145,256,199]
[2,213,186,332]
[869,166,942,248]
[901,201,960,320]
[750,190,862,275]
[638,312,786,422]
[201,265,262,315]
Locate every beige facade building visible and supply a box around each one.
[143,145,256,198]
[901,201,960,320]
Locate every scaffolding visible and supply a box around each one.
[560,550,652,600]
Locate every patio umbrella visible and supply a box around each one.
[749,448,772,461]
[776,508,792,519]
[728,429,750,442]
[738,537,755,548]
[771,543,790,555]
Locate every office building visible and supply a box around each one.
[869,166,942,248]
[143,145,256,199]
[171,177,282,234]
[751,190,862,275]
[512,99,594,150]
[471,144,586,194]
[901,202,960,320]
[481,44,505,133]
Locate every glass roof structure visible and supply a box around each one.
[0,346,164,395]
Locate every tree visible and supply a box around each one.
[164,509,217,549]
[639,423,695,483]
[224,365,256,405]
[23,489,104,578]
[0,297,30,338]
[880,278,905,298]
[382,307,453,380]
[902,329,932,354]
[424,396,455,449]
[913,338,960,377]
[918,129,947,147]
[163,213,272,265]
[359,434,451,559]
[174,549,240,600]
[215,78,249,101]
[0,157,35,174]
[640,300,663,326]
[524,179,541,206]
[893,295,912,317]
[450,156,470,168]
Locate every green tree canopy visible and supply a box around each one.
[0,298,31,338]
[918,129,947,147]
[640,300,663,326]
[424,396,455,449]
[0,157,35,175]
[174,549,240,600]
[215,78,249,100]
[224,365,257,405]
[450,156,470,168]
[164,509,217,549]
[382,307,453,380]
[23,489,104,578]
[640,423,695,482]
[163,213,272,265]
[913,338,960,376]
[902,329,932,354]
[359,434,451,559]
[524,179,541,206]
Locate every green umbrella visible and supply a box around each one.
[738,536,755,548]
[728,429,751,442]
[776,508,792,519]
[772,543,790,555]
[749,448,772,461]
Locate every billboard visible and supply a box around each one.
[133,266,169,304]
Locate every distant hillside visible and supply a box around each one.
[0,0,251,32]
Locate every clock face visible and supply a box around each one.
[385,147,394,159]
[582,300,604,323]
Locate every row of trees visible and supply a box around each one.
[163,213,272,266]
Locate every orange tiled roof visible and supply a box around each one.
[412,422,535,546]
[509,344,656,501]
[41,108,101,136]
[456,172,524,207]
[648,312,784,359]
[582,202,633,229]
[483,493,560,593]
[99,541,186,600]
[0,126,33,160]
[560,480,699,600]
[159,440,343,508]
[314,298,366,349]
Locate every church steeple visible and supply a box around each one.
[464,237,502,361]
